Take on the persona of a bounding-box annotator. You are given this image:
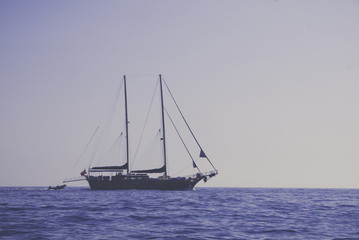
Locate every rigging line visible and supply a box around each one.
[172,163,192,177]
[65,126,99,179]
[163,79,218,173]
[134,130,162,171]
[165,107,202,174]
[131,79,160,170]
[89,79,124,168]
[97,133,124,165]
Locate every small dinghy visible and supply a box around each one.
[48,184,66,190]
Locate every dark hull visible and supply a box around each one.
[87,175,204,190]
[48,184,66,190]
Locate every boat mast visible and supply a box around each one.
[124,75,130,174]
[159,74,168,178]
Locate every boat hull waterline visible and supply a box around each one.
[87,174,212,190]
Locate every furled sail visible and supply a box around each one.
[131,165,166,173]
[91,163,128,170]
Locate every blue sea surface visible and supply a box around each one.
[1,187,359,239]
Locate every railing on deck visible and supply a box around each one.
[182,170,218,179]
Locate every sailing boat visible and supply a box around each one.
[65,75,217,190]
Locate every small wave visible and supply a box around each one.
[118,206,137,211]
[332,238,359,240]
[265,229,298,234]
[337,204,356,208]
[0,229,28,238]
[129,214,167,221]
[60,214,96,223]
[7,207,29,212]
[246,229,298,234]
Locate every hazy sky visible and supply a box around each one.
[1,0,359,188]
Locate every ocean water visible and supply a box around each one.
[1,187,359,240]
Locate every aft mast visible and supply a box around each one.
[159,74,168,178]
[124,75,130,174]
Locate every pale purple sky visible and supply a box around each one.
[1,0,359,188]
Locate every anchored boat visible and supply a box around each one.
[48,184,66,190]
[65,75,217,190]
